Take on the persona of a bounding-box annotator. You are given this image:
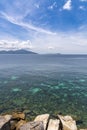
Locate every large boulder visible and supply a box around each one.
[47,119,60,130]
[20,121,44,130]
[0,115,12,130]
[34,114,49,130]
[58,115,77,130]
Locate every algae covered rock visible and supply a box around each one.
[58,115,77,130]
[12,112,25,120]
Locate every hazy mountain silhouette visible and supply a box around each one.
[0,49,37,54]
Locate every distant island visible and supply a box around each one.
[0,49,37,54]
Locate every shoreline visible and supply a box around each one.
[0,111,86,130]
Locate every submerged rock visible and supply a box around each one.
[58,115,77,130]
[20,121,44,130]
[34,114,49,130]
[47,119,60,130]
[76,120,83,125]
[0,115,12,130]
[12,88,21,92]
[79,79,85,82]
[29,88,41,94]
[11,76,18,80]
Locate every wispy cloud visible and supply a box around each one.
[63,0,72,10]
[79,6,86,10]
[80,0,87,2]
[1,10,87,54]
[0,0,87,53]
[48,2,57,10]
[0,11,56,35]
[34,3,40,9]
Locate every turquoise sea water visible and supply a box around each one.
[0,54,87,127]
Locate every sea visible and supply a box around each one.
[0,54,87,128]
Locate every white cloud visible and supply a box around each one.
[31,32,87,54]
[48,46,55,50]
[0,0,87,54]
[0,40,33,50]
[0,11,56,35]
[79,6,86,10]
[0,31,87,54]
[63,0,72,10]
[48,2,57,10]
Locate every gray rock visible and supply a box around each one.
[20,121,44,130]
[0,115,12,130]
[58,115,77,130]
[34,114,49,130]
[80,129,87,130]
[47,119,60,130]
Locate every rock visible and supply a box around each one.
[58,115,77,130]
[20,121,44,130]
[23,110,31,114]
[47,119,60,130]
[0,115,12,130]
[10,120,18,130]
[80,129,87,130]
[16,120,26,130]
[34,114,49,130]
[12,112,25,120]
[3,115,12,121]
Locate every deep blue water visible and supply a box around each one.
[0,54,87,127]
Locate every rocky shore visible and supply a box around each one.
[0,112,86,130]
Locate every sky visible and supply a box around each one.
[0,0,87,53]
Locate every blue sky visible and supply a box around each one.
[0,0,87,53]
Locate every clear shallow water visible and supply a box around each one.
[0,54,87,127]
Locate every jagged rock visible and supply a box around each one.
[19,121,44,130]
[0,115,12,130]
[34,114,49,130]
[16,120,26,130]
[10,120,18,130]
[10,120,26,130]
[12,112,25,120]
[58,115,77,130]
[47,119,60,130]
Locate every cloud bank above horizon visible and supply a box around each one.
[0,0,87,53]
